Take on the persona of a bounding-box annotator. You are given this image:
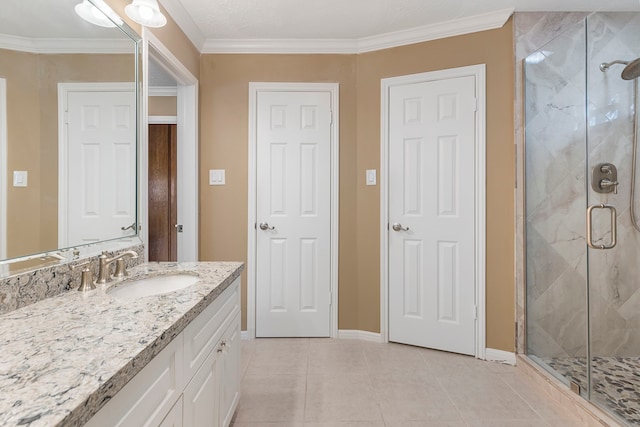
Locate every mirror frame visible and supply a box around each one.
[0,2,143,275]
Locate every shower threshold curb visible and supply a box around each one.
[517,355,623,427]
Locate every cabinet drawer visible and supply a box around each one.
[183,278,240,380]
[85,335,184,427]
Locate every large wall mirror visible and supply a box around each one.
[0,0,141,273]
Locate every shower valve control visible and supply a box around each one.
[592,163,619,194]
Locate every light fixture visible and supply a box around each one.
[125,0,167,28]
[75,0,123,28]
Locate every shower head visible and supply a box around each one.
[600,58,640,80]
[622,58,640,80]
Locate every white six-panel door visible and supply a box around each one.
[61,87,136,247]
[388,75,477,355]
[255,90,332,337]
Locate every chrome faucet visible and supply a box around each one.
[96,251,139,284]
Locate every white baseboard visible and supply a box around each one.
[239,329,383,343]
[337,329,383,342]
[485,348,517,365]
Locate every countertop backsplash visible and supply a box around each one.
[0,245,144,315]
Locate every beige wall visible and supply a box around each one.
[149,96,177,116]
[2,49,40,258]
[200,19,515,351]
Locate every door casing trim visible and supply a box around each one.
[247,82,340,339]
[380,65,486,359]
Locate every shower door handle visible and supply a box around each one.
[587,204,617,249]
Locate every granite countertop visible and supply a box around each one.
[0,261,244,427]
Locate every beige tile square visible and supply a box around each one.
[419,348,481,375]
[465,420,551,426]
[384,422,468,427]
[304,374,383,422]
[232,424,303,427]
[371,372,462,422]
[246,341,309,375]
[235,375,306,422]
[482,360,518,374]
[499,371,581,423]
[437,369,542,421]
[304,423,386,427]
[307,341,367,374]
[240,340,255,378]
[546,419,593,427]
[362,342,430,374]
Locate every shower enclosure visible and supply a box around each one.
[525,12,640,426]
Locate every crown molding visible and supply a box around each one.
[0,34,134,54]
[203,38,358,54]
[158,0,205,51]
[357,7,514,53]
[201,8,514,54]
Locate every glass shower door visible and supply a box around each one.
[586,12,640,425]
[524,18,590,398]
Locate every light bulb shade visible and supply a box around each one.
[75,0,123,28]
[125,0,167,28]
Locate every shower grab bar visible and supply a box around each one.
[587,204,617,250]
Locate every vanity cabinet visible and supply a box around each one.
[183,313,240,427]
[85,278,240,427]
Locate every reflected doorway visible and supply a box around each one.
[148,124,177,262]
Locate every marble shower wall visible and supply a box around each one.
[518,12,640,359]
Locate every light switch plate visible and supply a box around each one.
[209,169,225,185]
[13,171,28,187]
[366,169,376,186]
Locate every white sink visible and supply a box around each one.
[108,274,200,299]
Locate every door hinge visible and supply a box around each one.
[474,305,478,320]
[329,110,333,124]
[64,110,69,124]
[329,291,332,306]
[473,97,478,112]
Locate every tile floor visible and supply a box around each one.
[231,338,585,427]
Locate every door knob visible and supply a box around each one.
[392,222,409,232]
[259,222,275,231]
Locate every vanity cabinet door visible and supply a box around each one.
[84,335,184,427]
[183,279,240,381]
[219,313,241,427]
[159,397,183,427]
[183,338,222,427]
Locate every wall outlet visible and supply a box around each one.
[209,169,225,185]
